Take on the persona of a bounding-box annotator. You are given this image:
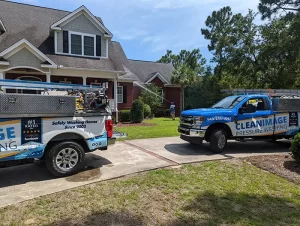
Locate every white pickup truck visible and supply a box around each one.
[0,79,114,177]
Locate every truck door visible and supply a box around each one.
[235,97,272,137]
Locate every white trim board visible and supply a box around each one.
[145,72,169,84]
[0,19,6,33]
[0,38,57,67]
[51,6,113,37]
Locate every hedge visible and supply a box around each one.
[291,133,300,164]
[155,108,166,117]
[119,110,131,122]
[131,99,144,123]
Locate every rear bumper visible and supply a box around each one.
[108,137,116,145]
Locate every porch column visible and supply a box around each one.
[82,76,87,86]
[114,76,118,123]
[0,72,5,93]
[46,72,51,83]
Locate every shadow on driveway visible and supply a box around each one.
[0,153,112,188]
[164,140,291,156]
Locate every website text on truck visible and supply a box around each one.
[0,79,114,177]
[179,90,300,153]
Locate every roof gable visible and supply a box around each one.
[0,39,57,68]
[51,5,112,37]
[145,72,169,84]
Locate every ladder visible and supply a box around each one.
[222,89,300,97]
[0,79,107,92]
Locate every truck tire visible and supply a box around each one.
[209,129,227,153]
[45,141,85,177]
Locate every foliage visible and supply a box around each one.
[119,110,131,122]
[158,49,206,86]
[143,104,152,118]
[291,133,300,164]
[165,109,171,116]
[139,84,161,115]
[155,108,167,117]
[130,99,144,123]
[259,0,300,19]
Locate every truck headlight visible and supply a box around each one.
[193,116,204,128]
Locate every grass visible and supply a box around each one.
[1,160,300,225]
[116,117,180,140]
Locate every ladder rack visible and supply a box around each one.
[222,89,300,97]
[0,79,107,92]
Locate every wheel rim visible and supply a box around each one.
[218,134,226,149]
[55,148,79,172]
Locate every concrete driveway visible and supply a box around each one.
[0,137,290,208]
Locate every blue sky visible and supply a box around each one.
[15,0,260,62]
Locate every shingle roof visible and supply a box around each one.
[128,59,174,83]
[0,1,118,72]
[0,1,174,82]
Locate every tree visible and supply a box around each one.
[259,0,300,19]
[139,83,162,115]
[158,49,206,111]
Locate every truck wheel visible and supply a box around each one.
[209,129,227,153]
[45,141,85,177]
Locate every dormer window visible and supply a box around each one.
[70,32,96,57]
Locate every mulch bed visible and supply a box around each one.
[245,155,300,184]
[116,122,157,127]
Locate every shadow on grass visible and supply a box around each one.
[53,191,300,226]
[172,191,300,226]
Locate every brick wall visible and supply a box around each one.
[166,87,181,116]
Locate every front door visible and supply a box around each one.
[235,97,272,137]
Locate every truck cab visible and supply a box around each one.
[179,94,300,153]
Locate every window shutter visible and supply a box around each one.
[96,35,102,57]
[112,86,114,99]
[123,86,127,103]
[63,31,69,53]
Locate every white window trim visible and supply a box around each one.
[158,88,164,103]
[55,32,108,59]
[69,31,96,57]
[117,86,123,104]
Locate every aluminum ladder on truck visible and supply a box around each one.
[222,89,300,98]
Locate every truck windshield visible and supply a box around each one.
[212,96,245,109]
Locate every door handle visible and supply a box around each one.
[262,115,269,118]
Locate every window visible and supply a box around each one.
[158,89,164,103]
[71,34,82,55]
[69,32,96,57]
[242,97,270,113]
[117,86,123,103]
[84,36,95,56]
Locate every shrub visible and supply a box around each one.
[119,110,131,122]
[165,109,171,117]
[144,104,152,118]
[131,99,144,123]
[291,133,300,164]
[155,108,166,117]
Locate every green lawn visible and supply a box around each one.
[1,160,300,226]
[116,117,180,140]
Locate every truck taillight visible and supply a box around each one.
[105,119,113,138]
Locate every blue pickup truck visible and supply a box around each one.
[178,94,300,153]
